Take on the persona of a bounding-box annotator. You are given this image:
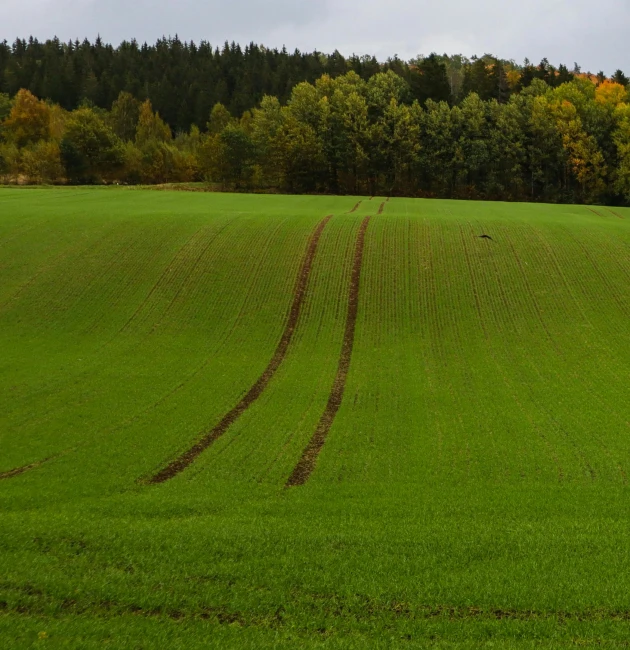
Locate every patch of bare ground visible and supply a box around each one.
[286,215,371,487]
[377,202,385,215]
[346,201,362,214]
[147,215,333,484]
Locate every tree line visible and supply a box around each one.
[0,38,629,205]
[2,37,628,131]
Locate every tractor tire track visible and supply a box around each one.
[347,201,362,214]
[0,452,66,481]
[286,215,371,487]
[0,217,54,251]
[148,215,334,484]
[116,220,236,336]
[0,461,45,481]
[0,228,115,315]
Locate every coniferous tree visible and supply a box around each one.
[410,54,451,106]
[489,62,511,103]
[0,93,12,121]
[1,41,630,206]
[462,57,495,100]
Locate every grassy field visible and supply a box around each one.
[2,188,630,648]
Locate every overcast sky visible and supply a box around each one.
[2,0,629,74]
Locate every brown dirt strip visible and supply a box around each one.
[4,578,630,626]
[6,589,630,626]
[286,215,371,487]
[608,208,625,219]
[0,457,53,481]
[346,201,362,214]
[148,215,334,484]
[587,207,606,218]
[377,202,385,215]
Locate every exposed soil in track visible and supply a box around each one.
[4,594,630,625]
[148,215,334,484]
[0,457,52,480]
[608,208,625,219]
[347,201,362,214]
[286,215,371,487]
[377,202,385,215]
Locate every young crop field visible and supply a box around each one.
[2,187,630,648]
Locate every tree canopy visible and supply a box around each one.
[0,38,629,205]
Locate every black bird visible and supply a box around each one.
[478,234,493,240]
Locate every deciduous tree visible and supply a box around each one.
[60,108,125,182]
[3,89,51,147]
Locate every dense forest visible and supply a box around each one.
[1,37,630,204]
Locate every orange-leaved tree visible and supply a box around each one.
[2,89,51,147]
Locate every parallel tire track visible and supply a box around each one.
[112,218,238,338]
[148,215,334,484]
[286,215,371,487]
[115,229,206,335]
[347,201,362,214]
[0,456,54,481]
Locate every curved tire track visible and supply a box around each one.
[286,215,371,487]
[116,220,236,336]
[0,456,55,481]
[148,214,334,484]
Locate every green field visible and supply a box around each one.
[2,188,630,648]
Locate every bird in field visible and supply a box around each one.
[478,234,493,240]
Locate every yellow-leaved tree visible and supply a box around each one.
[550,99,607,202]
[2,89,51,147]
[613,103,630,201]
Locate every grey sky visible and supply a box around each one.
[2,0,629,74]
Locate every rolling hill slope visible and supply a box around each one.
[1,188,630,648]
